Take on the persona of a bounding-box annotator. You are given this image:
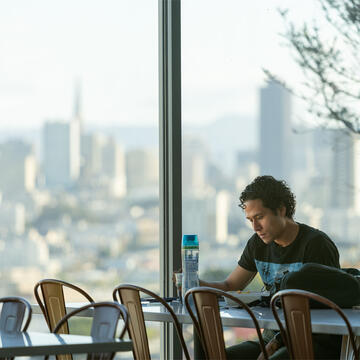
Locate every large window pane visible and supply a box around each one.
[0,1,159,351]
[182,0,353,350]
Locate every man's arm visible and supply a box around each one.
[199,265,256,292]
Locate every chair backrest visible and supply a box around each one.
[53,301,129,360]
[0,296,32,332]
[112,284,190,360]
[34,278,94,333]
[271,289,359,360]
[184,286,268,360]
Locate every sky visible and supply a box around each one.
[0,0,323,130]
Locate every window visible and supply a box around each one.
[0,1,159,353]
[182,0,352,350]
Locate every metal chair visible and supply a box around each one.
[112,284,190,360]
[271,289,359,360]
[51,301,129,360]
[184,286,268,360]
[34,278,94,333]
[0,296,32,333]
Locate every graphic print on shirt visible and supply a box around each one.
[255,260,303,286]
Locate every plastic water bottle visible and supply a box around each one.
[182,234,199,301]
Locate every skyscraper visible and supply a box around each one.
[43,120,80,188]
[259,80,292,182]
[101,137,126,198]
[81,133,105,180]
[0,140,36,196]
[330,130,360,210]
[73,78,83,132]
[126,148,158,196]
[182,136,208,195]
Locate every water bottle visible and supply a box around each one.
[182,234,199,301]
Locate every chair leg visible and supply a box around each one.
[340,335,360,360]
[193,328,206,359]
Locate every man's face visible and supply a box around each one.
[244,199,286,244]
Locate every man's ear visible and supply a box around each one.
[278,206,286,217]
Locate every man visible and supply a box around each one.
[200,175,341,359]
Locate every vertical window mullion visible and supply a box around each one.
[159,0,182,359]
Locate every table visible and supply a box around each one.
[140,301,360,359]
[32,300,360,335]
[32,301,360,358]
[139,301,360,335]
[0,331,132,357]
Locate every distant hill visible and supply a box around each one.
[94,114,257,153]
[184,114,257,174]
[0,114,257,172]
[89,125,158,149]
[185,114,257,152]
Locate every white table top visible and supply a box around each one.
[0,331,132,357]
[140,300,360,336]
[32,300,360,336]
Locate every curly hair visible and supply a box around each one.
[239,175,296,218]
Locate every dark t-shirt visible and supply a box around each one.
[238,223,340,289]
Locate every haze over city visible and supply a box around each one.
[0,0,322,129]
[0,2,359,357]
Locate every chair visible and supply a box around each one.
[52,301,129,360]
[271,289,359,360]
[112,284,190,360]
[184,286,268,360]
[0,296,32,332]
[34,278,94,333]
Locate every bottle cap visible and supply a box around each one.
[182,234,199,247]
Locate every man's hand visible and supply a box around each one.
[257,338,281,360]
[172,268,182,285]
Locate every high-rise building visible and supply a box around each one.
[182,190,216,244]
[0,140,36,196]
[301,129,360,244]
[259,81,292,182]
[234,150,259,193]
[215,190,230,244]
[73,78,83,133]
[0,201,25,235]
[126,148,158,196]
[182,189,231,245]
[182,136,208,195]
[43,120,80,188]
[81,133,106,180]
[330,131,360,210]
[80,133,126,197]
[296,128,335,209]
[101,137,126,198]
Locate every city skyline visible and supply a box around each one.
[1,3,357,356]
[0,77,360,306]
